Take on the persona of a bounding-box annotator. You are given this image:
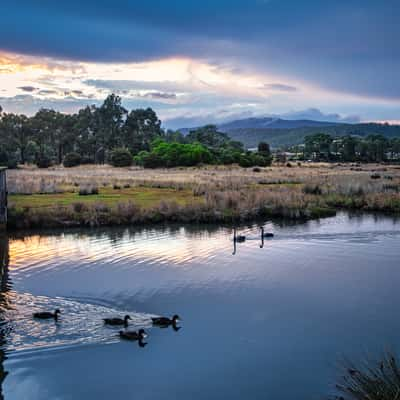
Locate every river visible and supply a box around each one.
[0,212,399,399]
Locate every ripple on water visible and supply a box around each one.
[0,291,153,355]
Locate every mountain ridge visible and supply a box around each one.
[177,117,400,148]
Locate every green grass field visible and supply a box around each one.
[9,186,198,210]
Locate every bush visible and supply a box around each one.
[37,156,52,168]
[335,353,400,400]
[0,150,18,169]
[63,152,81,168]
[72,202,87,213]
[238,154,253,168]
[135,141,212,168]
[135,151,163,168]
[80,156,94,165]
[79,186,99,195]
[302,184,322,195]
[110,148,133,167]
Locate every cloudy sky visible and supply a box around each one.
[0,0,399,128]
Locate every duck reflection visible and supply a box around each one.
[0,235,10,399]
[152,315,182,332]
[232,226,275,253]
[119,329,148,347]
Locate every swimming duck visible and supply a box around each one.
[261,227,274,238]
[104,315,131,326]
[233,228,246,242]
[151,314,181,327]
[119,329,147,341]
[33,309,61,320]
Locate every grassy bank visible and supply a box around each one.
[333,352,400,400]
[6,163,400,229]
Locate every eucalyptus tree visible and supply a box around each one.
[123,107,162,154]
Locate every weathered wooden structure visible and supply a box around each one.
[0,168,7,230]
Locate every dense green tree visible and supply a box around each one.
[123,108,162,154]
[340,135,357,162]
[0,113,31,164]
[97,94,127,151]
[186,125,230,148]
[304,133,333,161]
[300,132,400,163]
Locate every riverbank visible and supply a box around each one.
[6,163,400,229]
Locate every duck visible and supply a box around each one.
[33,309,61,320]
[233,228,246,243]
[119,328,147,341]
[261,227,274,238]
[103,315,131,327]
[151,314,181,327]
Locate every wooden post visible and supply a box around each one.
[0,168,7,230]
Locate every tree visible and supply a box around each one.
[304,133,333,161]
[341,135,357,162]
[258,142,271,156]
[0,113,31,164]
[74,105,99,162]
[97,94,127,151]
[123,107,162,154]
[186,125,230,148]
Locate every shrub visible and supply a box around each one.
[135,151,163,168]
[302,184,322,195]
[0,150,18,168]
[37,156,52,168]
[79,186,99,195]
[135,141,212,168]
[238,154,253,168]
[335,353,400,400]
[72,202,87,213]
[63,152,81,168]
[80,156,94,165]
[110,148,133,167]
[253,167,262,173]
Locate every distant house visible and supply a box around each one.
[0,168,7,230]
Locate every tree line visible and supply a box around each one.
[0,95,272,168]
[292,133,400,163]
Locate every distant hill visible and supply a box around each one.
[218,117,339,131]
[178,117,400,148]
[223,123,400,148]
[178,117,341,141]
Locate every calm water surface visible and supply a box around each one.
[0,212,400,399]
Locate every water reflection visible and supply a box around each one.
[0,235,9,400]
[2,212,400,400]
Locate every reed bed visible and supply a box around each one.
[6,163,400,229]
[333,353,400,400]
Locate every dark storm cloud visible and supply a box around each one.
[1,0,399,100]
[18,86,37,92]
[84,79,195,93]
[142,92,177,100]
[38,89,58,95]
[264,83,297,92]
